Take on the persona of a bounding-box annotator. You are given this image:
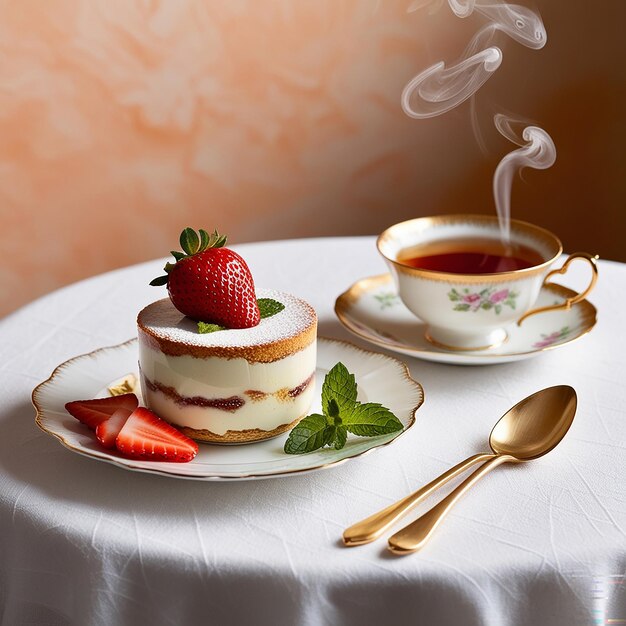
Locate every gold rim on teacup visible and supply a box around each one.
[377,215,598,351]
[377,214,563,283]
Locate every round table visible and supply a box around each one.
[1,237,624,626]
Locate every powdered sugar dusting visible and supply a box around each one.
[138,289,316,348]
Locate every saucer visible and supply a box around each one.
[32,337,424,481]
[335,275,597,365]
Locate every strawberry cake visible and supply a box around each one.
[137,290,317,443]
[139,228,317,444]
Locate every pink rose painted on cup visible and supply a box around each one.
[463,293,481,303]
[448,287,518,314]
[462,292,482,311]
[490,289,509,304]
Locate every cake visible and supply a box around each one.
[137,288,317,444]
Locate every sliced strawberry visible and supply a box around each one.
[115,407,198,463]
[95,408,133,449]
[65,393,139,431]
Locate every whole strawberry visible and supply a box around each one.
[150,228,260,328]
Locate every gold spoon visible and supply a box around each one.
[387,385,577,554]
[342,385,576,547]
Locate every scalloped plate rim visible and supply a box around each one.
[335,274,597,365]
[32,337,424,481]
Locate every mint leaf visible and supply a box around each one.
[257,298,285,319]
[343,403,403,437]
[197,321,225,334]
[284,414,335,454]
[321,362,357,418]
[327,398,340,418]
[324,424,337,445]
[334,426,348,449]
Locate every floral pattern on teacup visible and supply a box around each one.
[532,326,571,349]
[374,292,400,310]
[448,287,519,314]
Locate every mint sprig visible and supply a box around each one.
[284,362,403,454]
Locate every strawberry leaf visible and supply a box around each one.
[171,250,186,261]
[209,230,228,248]
[198,229,210,252]
[180,228,200,255]
[150,275,169,286]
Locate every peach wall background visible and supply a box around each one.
[0,0,624,318]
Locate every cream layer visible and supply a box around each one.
[142,380,315,436]
[138,341,317,434]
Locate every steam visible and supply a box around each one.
[403,1,554,242]
[452,2,546,49]
[493,115,556,241]
[401,47,502,119]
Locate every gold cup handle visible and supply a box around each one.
[517,252,599,326]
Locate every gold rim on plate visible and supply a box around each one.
[32,336,424,481]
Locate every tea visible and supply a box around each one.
[397,238,544,274]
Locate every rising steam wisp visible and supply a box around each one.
[402,0,554,242]
[493,114,556,241]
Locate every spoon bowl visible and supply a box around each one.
[489,385,577,460]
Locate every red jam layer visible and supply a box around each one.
[142,372,314,413]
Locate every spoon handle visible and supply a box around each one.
[387,454,516,554]
[342,453,495,546]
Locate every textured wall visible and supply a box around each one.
[0,0,624,317]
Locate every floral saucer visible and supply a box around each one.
[335,275,597,365]
[32,337,423,481]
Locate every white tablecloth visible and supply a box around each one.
[1,237,625,626]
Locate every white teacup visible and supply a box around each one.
[377,215,598,351]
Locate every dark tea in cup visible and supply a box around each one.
[396,238,544,274]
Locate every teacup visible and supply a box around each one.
[377,215,598,351]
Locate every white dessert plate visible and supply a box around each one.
[32,337,423,481]
[335,275,597,365]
